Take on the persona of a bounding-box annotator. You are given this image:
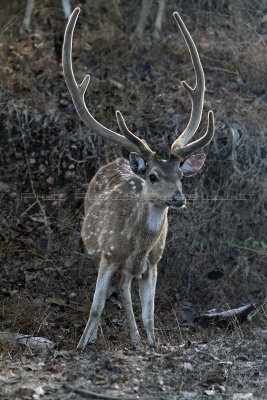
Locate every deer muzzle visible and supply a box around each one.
[166,193,186,208]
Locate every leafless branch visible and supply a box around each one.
[62,384,139,400]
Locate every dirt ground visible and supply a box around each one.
[0,1,266,399]
[1,337,267,399]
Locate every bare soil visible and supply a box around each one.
[1,337,267,399]
[0,1,266,399]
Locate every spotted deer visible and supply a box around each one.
[63,8,214,348]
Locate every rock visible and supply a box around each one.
[0,181,11,192]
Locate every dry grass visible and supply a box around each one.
[0,0,266,349]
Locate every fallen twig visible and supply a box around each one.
[0,331,55,350]
[199,303,256,327]
[62,384,138,400]
[14,103,52,243]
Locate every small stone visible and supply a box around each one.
[46,176,54,185]
[181,362,194,372]
[204,389,215,396]
[39,164,46,173]
[9,191,17,198]
[59,98,69,107]
[34,385,45,396]
[0,182,11,192]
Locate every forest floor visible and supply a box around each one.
[0,1,267,399]
[1,334,266,399]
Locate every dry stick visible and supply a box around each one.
[62,384,139,400]
[199,303,256,326]
[20,201,38,218]
[14,104,52,238]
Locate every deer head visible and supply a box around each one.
[63,8,214,209]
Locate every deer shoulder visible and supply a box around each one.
[82,158,168,276]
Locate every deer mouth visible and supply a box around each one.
[165,200,186,209]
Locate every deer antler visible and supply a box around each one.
[62,8,154,158]
[116,111,154,158]
[63,8,214,162]
[171,12,214,159]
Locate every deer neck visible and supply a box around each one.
[145,202,168,233]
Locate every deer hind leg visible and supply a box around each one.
[77,257,117,349]
[138,265,157,345]
[119,271,141,344]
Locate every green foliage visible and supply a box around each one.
[226,237,267,256]
[227,3,234,13]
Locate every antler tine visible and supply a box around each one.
[173,110,215,160]
[116,111,154,159]
[62,8,140,153]
[171,11,206,153]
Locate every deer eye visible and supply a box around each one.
[149,173,159,183]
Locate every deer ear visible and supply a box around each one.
[181,153,206,177]
[129,152,146,175]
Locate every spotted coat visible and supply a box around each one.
[82,158,168,278]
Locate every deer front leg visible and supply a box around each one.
[77,257,117,349]
[138,265,157,345]
[119,271,141,344]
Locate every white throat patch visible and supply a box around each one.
[147,204,167,232]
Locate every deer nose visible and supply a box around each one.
[172,194,186,207]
